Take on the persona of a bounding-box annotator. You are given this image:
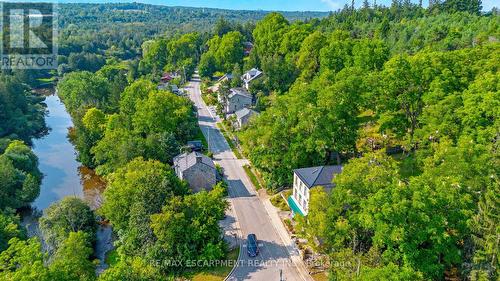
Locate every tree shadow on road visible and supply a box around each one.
[227,179,254,198]
[198,115,215,123]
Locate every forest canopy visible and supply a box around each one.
[0,1,498,280]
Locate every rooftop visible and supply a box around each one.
[173,151,215,172]
[217,73,233,82]
[228,88,252,99]
[294,165,343,189]
[235,108,258,120]
[241,68,263,82]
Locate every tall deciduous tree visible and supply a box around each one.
[0,141,42,210]
[39,197,97,253]
[100,158,187,255]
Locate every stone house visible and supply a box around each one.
[224,88,252,114]
[173,151,217,193]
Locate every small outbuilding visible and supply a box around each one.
[234,108,259,129]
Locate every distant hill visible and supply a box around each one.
[58,2,329,31]
[54,3,329,62]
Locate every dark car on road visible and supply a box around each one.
[247,234,259,257]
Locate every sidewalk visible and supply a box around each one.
[258,190,314,281]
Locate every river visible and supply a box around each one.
[23,92,113,273]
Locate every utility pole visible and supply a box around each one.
[183,66,187,84]
[279,269,285,281]
[207,126,211,152]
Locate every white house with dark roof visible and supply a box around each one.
[241,68,263,90]
[225,88,252,114]
[234,108,259,129]
[289,165,343,216]
[173,151,216,193]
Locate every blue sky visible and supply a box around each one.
[21,0,500,12]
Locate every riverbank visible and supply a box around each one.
[24,89,113,273]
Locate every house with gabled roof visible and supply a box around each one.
[224,88,252,114]
[234,108,259,129]
[241,68,263,90]
[243,42,254,56]
[173,151,216,193]
[288,165,343,216]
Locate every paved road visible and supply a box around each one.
[185,75,308,281]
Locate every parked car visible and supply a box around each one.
[247,234,259,257]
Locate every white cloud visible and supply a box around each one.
[320,0,342,10]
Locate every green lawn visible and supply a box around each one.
[392,152,421,179]
[37,77,56,83]
[189,247,240,281]
[311,272,329,281]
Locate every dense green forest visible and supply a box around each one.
[0,70,47,278]
[56,3,327,72]
[0,1,498,280]
[20,3,325,88]
[233,3,499,281]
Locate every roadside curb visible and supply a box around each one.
[223,243,243,281]
[259,194,313,281]
[221,192,244,281]
[190,82,243,281]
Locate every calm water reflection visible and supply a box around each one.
[32,94,83,210]
[25,92,112,273]
[30,93,107,211]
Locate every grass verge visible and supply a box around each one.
[216,123,242,159]
[195,126,209,150]
[311,272,329,281]
[189,247,240,281]
[243,164,262,190]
